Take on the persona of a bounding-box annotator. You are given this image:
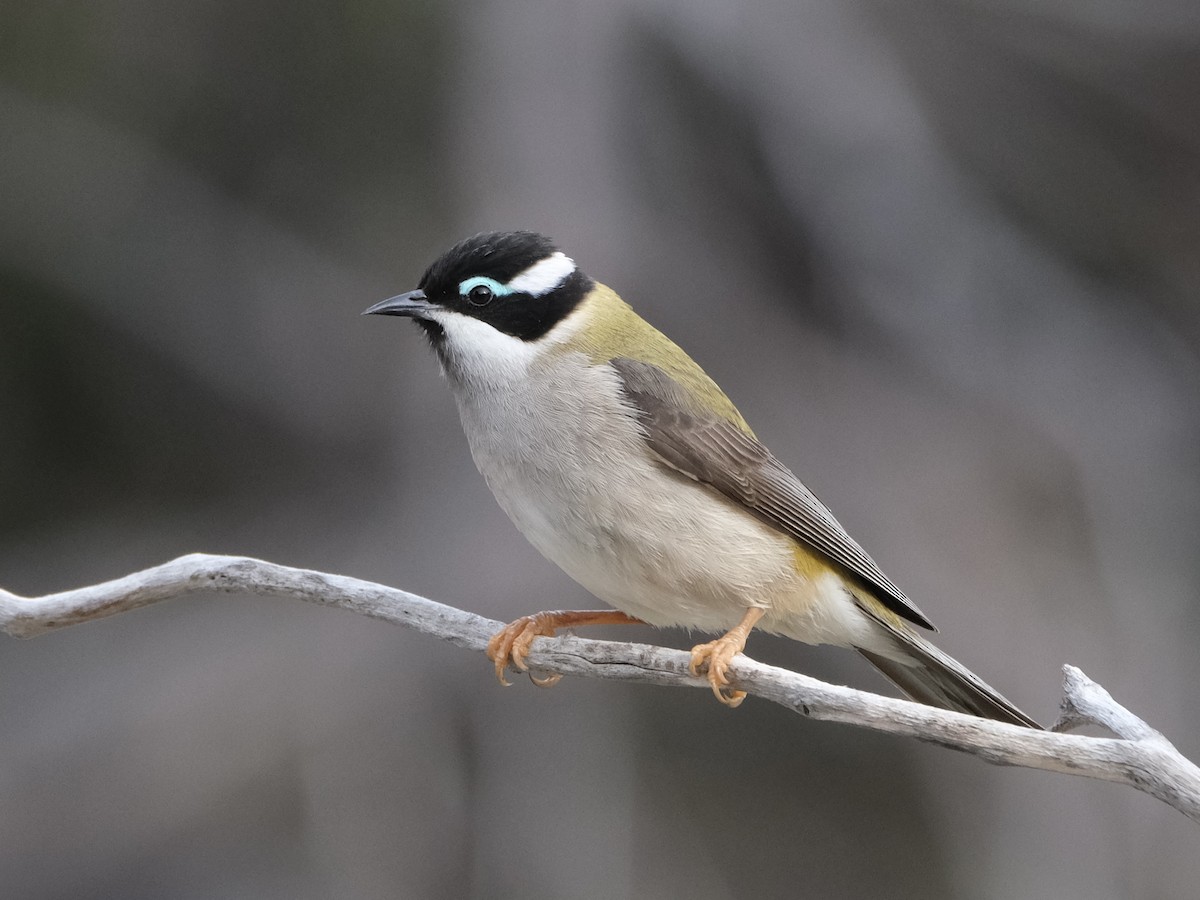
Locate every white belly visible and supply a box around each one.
[451,351,883,649]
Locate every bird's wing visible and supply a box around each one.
[610,357,934,630]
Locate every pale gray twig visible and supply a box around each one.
[2,554,1197,822]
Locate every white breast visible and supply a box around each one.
[432,311,885,649]
[446,347,789,630]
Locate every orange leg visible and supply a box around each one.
[689,607,766,707]
[487,610,645,688]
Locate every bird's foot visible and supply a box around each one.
[689,636,749,706]
[487,613,564,688]
[486,609,646,688]
[688,607,766,707]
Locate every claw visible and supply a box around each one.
[529,671,562,688]
[688,607,766,708]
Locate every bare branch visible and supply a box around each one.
[3,553,1198,822]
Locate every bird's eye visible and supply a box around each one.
[467,284,494,306]
[458,275,509,305]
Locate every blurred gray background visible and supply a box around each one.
[2,1,1199,897]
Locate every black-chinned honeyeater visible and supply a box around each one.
[364,231,1039,726]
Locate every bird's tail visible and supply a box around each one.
[855,624,1041,729]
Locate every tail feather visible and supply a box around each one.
[849,589,1040,728]
[856,643,1041,728]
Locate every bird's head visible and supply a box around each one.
[364,232,596,379]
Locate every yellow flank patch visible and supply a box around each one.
[792,543,837,581]
[791,544,904,628]
[569,284,755,436]
[847,581,905,629]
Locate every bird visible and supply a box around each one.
[364,230,1040,727]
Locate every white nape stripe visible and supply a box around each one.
[506,251,576,297]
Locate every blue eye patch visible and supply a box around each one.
[458,276,512,298]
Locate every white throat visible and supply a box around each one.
[428,310,540,387]
[427,293,590,392]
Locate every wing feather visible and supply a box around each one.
[611,357,934,630]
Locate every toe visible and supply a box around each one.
[689,641,714,677]
[707,656,745,706]
[487,624,519,687]
[510,626,536,672]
